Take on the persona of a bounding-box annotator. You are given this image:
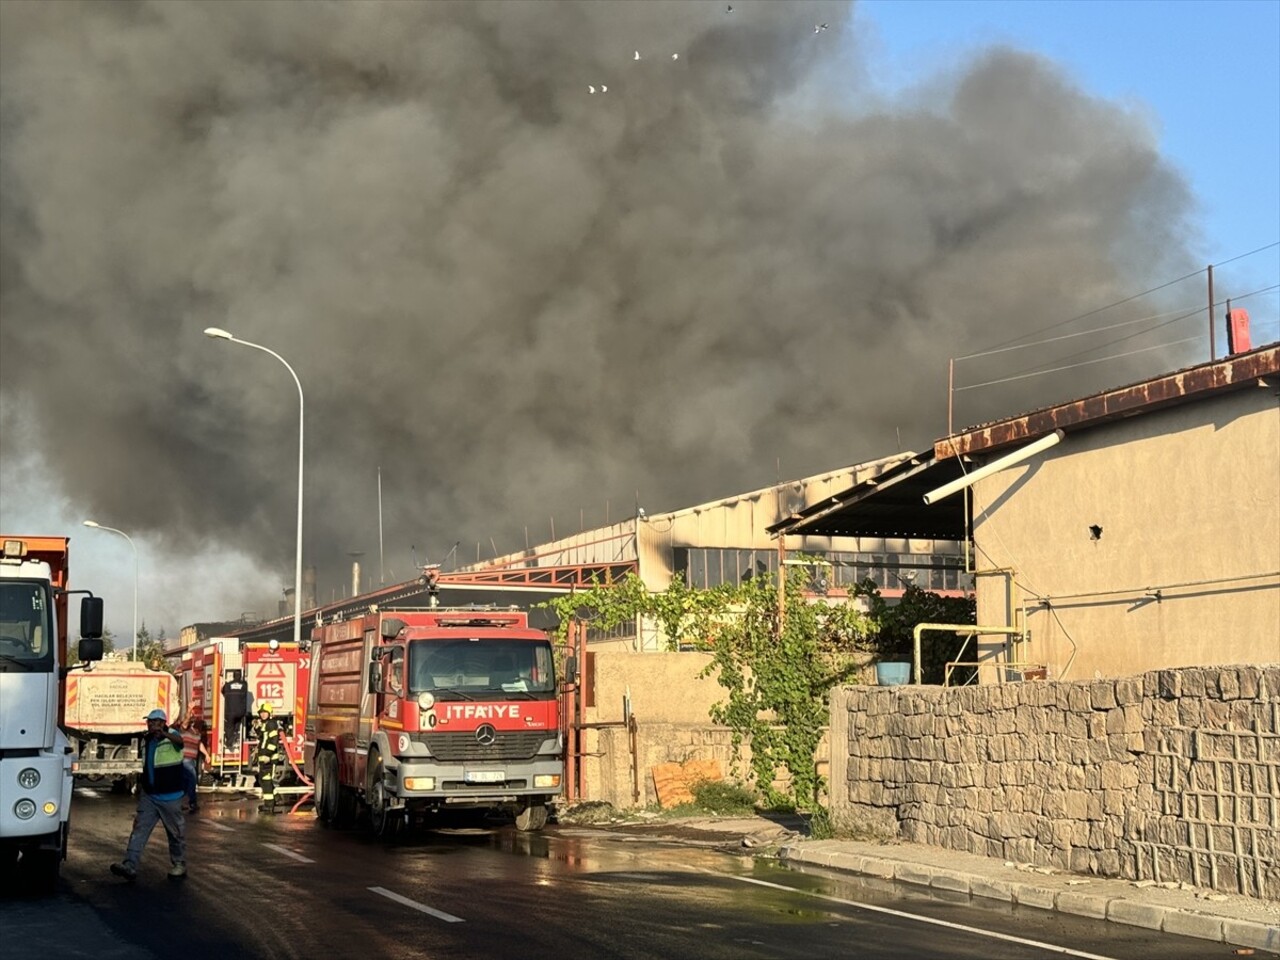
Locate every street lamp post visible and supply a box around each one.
[82,520,138,661]
[203,327,305,649]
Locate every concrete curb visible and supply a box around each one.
[779,842,1280,952]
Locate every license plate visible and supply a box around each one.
[464,770,505,784]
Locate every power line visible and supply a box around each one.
[959,240,1279,359]
[954,336,1204,392]
[1213,241,1280,268]
[956,283,1280,393]
[1018,284,1280,376]
[955,303,1199,361]
[963,269,1203,357]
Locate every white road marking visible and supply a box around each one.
[368,886,465,923]
[202,820,236,832]
[263,842,315,863]
[726,875,1120,960]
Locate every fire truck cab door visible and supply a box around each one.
[377,645,405,722]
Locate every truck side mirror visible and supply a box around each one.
[563,655,578,684]
[80,596,104,639]
[77,597,104,662]
[368,661,383,694]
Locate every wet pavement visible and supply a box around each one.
[566,811,1279,954]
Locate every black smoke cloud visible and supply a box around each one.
[0,0,1194,604]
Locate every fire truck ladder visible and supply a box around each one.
[223,560,639,648]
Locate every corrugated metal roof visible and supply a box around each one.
[767,453,968,540]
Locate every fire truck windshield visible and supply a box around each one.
[0,581,54,671]
[409,639,556,696]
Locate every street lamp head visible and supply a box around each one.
[203,327,234,340]
[82,520,100,528]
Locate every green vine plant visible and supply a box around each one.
[859,582,977,685]
[540,566,874,811]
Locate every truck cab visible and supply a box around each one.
[0,536,103,892]
[306,607,565,837]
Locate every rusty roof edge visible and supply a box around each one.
[935,343,1279,460]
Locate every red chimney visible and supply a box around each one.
[1226,308,1252,354]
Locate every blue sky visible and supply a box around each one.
[855,0,1280,339]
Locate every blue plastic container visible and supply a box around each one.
[875,662,912,686]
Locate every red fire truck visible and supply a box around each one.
[305,606,566,836]
[179,637,310,783]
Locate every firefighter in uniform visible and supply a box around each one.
[251,702,284,813]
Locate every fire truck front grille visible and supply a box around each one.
[415,731,550,762]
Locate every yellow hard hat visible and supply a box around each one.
[258,702,273,715]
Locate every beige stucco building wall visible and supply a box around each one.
[969,386,1280,679]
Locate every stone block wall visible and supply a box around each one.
[830,665,1280,899]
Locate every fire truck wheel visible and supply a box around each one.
[514,802,548,832]
[335,773,358,828]
[315,751,338,823]
[367,753,395,838]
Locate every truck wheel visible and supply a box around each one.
[334,763,358,829]
[515,802,548,832]
[367,753,395,838]
[314,750,336,823]
[23,847,60,895]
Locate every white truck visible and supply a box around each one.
[65,662,178,792]
[0,535,104,892]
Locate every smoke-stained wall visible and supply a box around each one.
[0,1,1195,605]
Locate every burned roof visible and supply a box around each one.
[767,452,968,540]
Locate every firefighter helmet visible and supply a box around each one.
[258,702,273,715]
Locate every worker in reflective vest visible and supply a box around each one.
[110,709,187,881]
[251,702,284,814]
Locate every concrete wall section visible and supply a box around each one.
[590,651,722,724]
[579,651,829,808]
[831,666,1280,899]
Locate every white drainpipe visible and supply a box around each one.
[923,429,1065,505]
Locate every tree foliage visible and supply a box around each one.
[541,568,872,809]
[133,621,176,674]
[861,583,976,685]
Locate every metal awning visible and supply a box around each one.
[767,452,969,540]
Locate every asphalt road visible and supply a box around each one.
[0,788,1232,960]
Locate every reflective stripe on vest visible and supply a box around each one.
[154,739,183,768]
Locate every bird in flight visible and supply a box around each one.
[814,23,828,33]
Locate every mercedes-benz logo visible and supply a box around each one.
[475,724,496,746]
